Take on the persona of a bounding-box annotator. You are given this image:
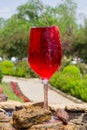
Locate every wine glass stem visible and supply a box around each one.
[43,79,48,109]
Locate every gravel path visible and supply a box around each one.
[3,76,80,107]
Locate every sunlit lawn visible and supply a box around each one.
[1,82,23,102]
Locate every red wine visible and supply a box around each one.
[28,26,62,80]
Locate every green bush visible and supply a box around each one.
[0,69,3,83]
[62,65,81,79]
[60,55,72,71]
[14,61,28,77]
[1,60,15,76]
[14,60,38,78]
[15,68,26,77]
[50,65,87,102]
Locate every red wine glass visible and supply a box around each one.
[28,26,62,109]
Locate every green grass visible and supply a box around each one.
[1,82,23,102]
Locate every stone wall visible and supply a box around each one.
[0,101,86,130]
[65,104,87,130]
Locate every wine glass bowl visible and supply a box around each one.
[28,26,62,109]
[28,26,62,80]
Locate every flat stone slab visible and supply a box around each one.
[29,122,77,130]
[0,100,23,110]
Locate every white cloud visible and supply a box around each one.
[0,6,14,19]
[78,9,87,18]
[76,8,87,25]
[0,7,10,13]
[0,0,87,22]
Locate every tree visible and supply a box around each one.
[73,18,87,63]
[55,0,78,55]
[0,0,85,60]
[0,15,30,59]
[0,18,5,29]
[0,0,43,59]
[16,0,41,21]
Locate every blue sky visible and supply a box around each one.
[0,0,87,23]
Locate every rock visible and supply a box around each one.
[0,93,8,102]
[65,104,87,112]
[76,125,86,130]
[33,101,44,108]
[0,122,15,130]
[55,108,69,124]
[0,101,86,130]
[0,108,14,130]
[29,122,77,130]
[60,123,77,130]
[0,108,10,122]
[12,105,51,129]
[65,104,87,130]
[0,100,23,110]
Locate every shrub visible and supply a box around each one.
[0,60,39,78]
[62,65,81,79]
[1,60,15,76]
[0,69,3,83]
[50,65,87,102]
[15,61,28,77]
[60,55,72,71]
[15,60,38,78]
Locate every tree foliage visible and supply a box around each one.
[0,0,87,62]
[0,15,30,59]
[73,18,87,62]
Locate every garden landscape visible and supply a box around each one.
[0,0,87,129]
